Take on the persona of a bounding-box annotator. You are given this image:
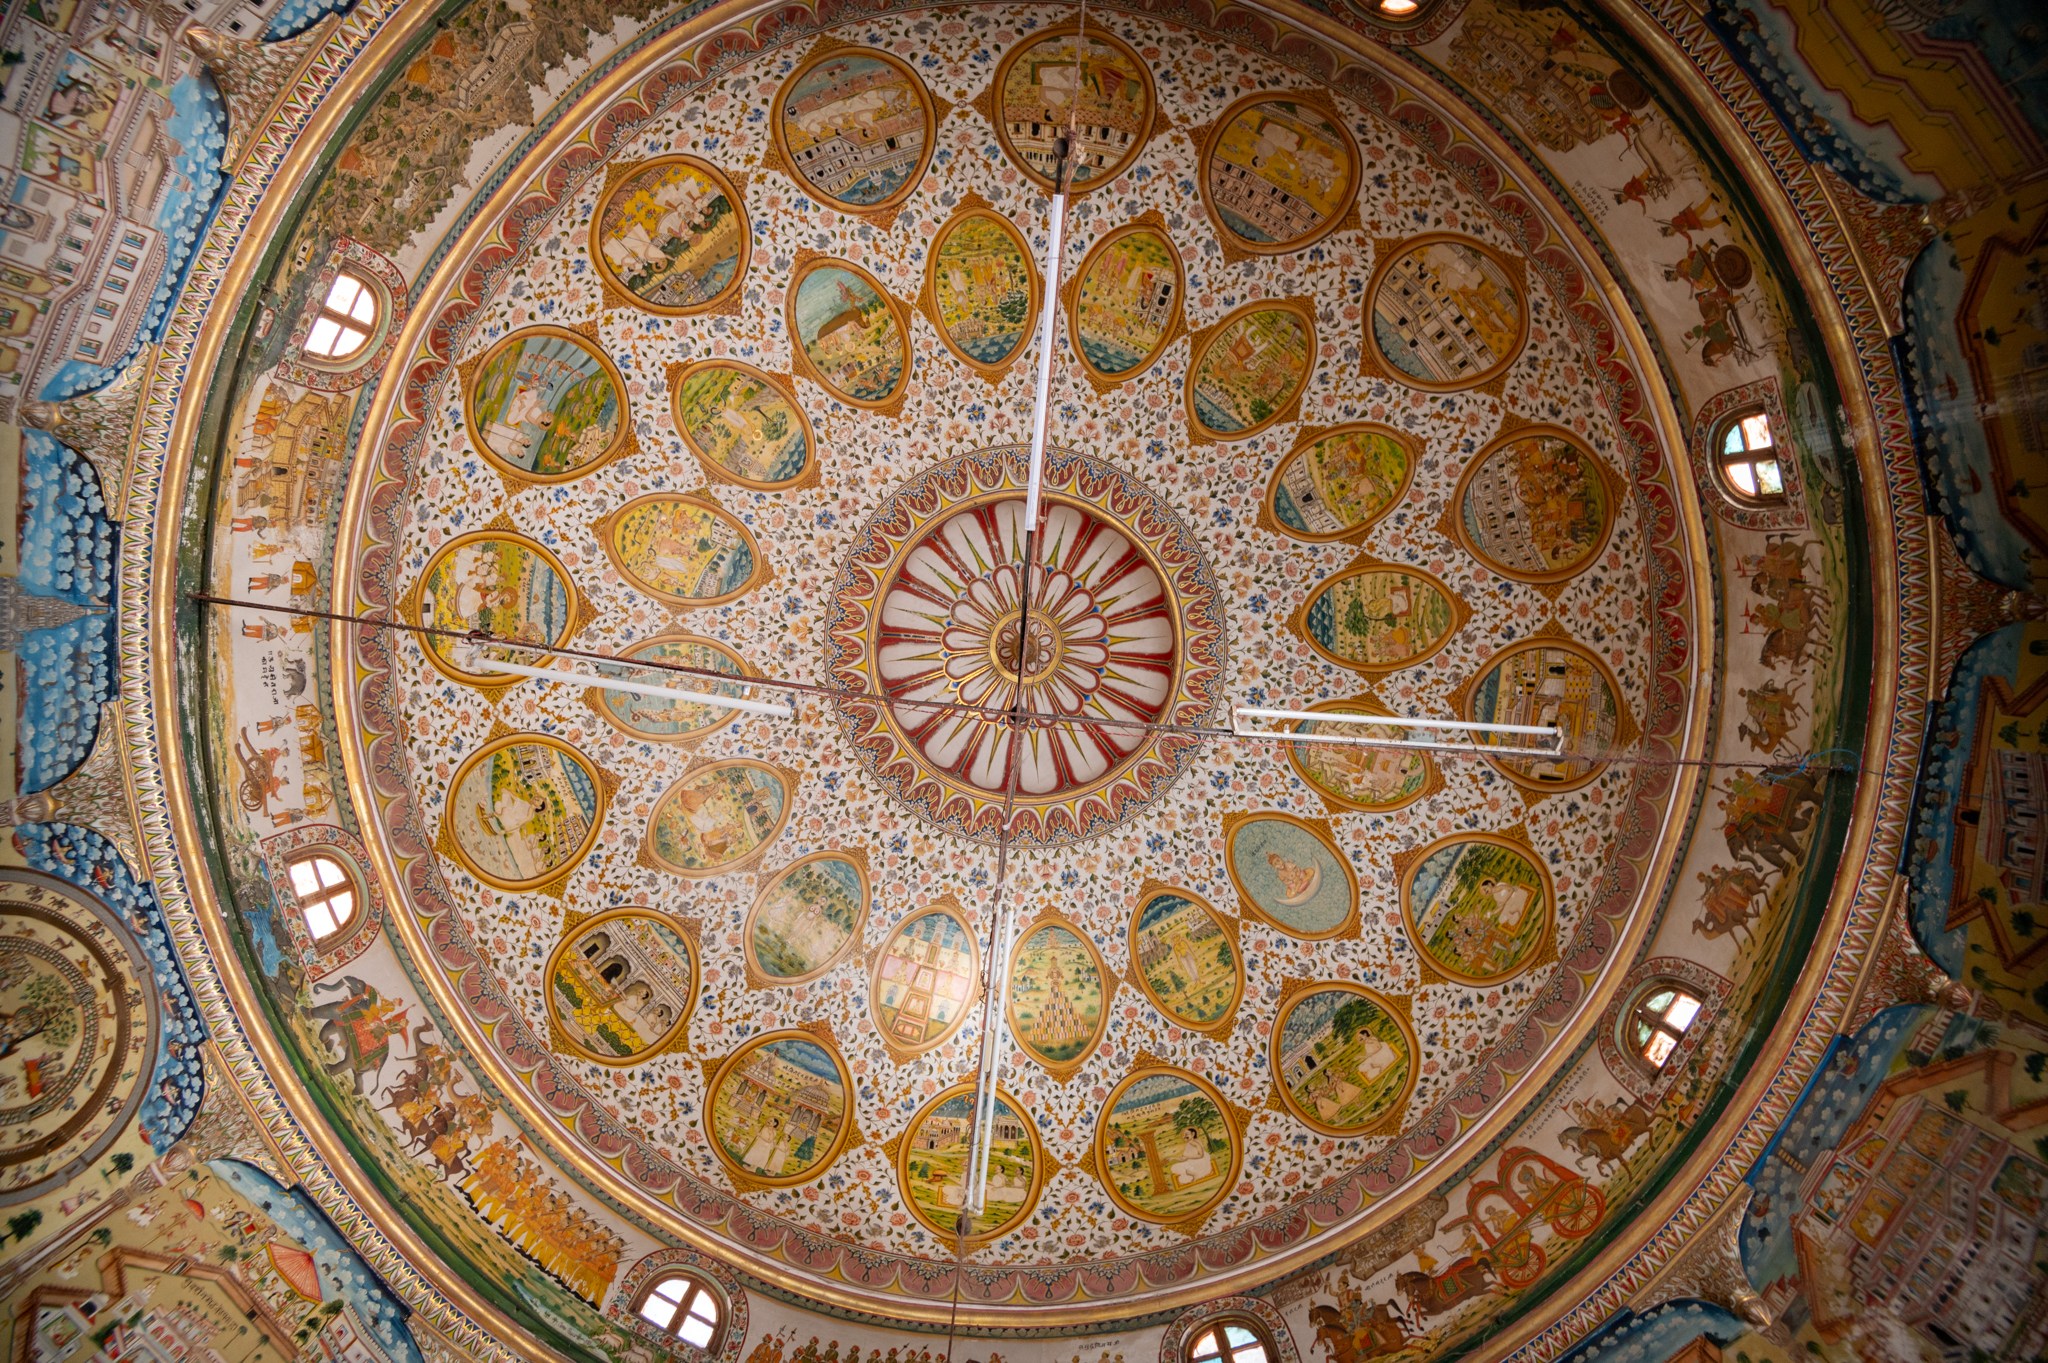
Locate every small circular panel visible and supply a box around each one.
[706,1030,854,1187]
[1201,95,1360,254]
[1400,833,1555,986]
[592,155,749,314]
[441,733,608,893]
[545,910,699,1065]
[1271,983,1417,1136]
[992,26,1157,194]
[773,48,936,213]
[464,326,630,483]
[1097,1067,1240,1224]
[1365,233,1526,391]
[896,1083,1044,1242]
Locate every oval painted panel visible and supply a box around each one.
[1455,427,1615,581]
[871,904,977,1054]
[1367,235,1525,391]
[898,1084,1042,1242]
[465,326,628,482]
[1298,565,1464,673]
[1071,225,1181,381]
[1187,303,1315,440]
[1130,888,1241,1031]
[708,1031,852,1186]
[1466,640,1626,792]
[593,155,748,314]
[600,494,767,608]
[671,362,815,490]
[1223,812,1357,939]
[1272,985,1416,1136]
[1286,704,1438,813]
[411,532,576,685]
[1264,425,1414,542]
[646,760,793,878]
[775,49,934,210]
[746,851,870,986]
[545,910,698,1064]
[1006,921,1107,1077]
[929,210,1036,372]
[993,28,1155,193]
[789,260,908,407]
[587,633,753,744]
[443,733,606,892]
[1203,96,1359,252]
[1098,1067,1238,1224]
[1401,834,1554,986]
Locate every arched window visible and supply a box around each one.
[286,851,359,943]
[1713,407,1785,505]
[635,1273,723,1349]
[302,270,382,361]
[1188,1319,1273,1363]
[1629,984,1703,1069]
[1375,0,1420,12]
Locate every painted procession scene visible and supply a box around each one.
[1275,987,1413,1133]
[1188,305,1313,434]
[1101,1071,1234,1222]
[931,212,1035,366]
[1073,225,1180,376]
[595,157,745,309]
[1268,426,1413,539]
[777,52,930,207]
[873,907,975,1049]
[791,262,908,403]
[414,534,573,674]
[1225,815,1354,936]
[1007,922,1104,1069]
[604,495,760,604]
[1207,99,1355,247]
[709,1035,848,1182]
[747,854,866,981]
[467,330,621,478]
[1370,238,1524,386]
[648,761,790,876]
[548,913,696,1061]
[445,738,602,889]
[997,30,1153,187]
[900,1089,1037,1238]
[1404,837,1550,985]
[1132,890,1239,1029]
[589,634,751,741]
[1301,567,1462,670]
[1457,430,1613,579]
[672,364,812,487]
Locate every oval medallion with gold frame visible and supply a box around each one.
[669,360,819,492]
[595,491,772,610]
[440,732,611,894]
[463,324,633,486]
[1449,423,1619,584]
[582,632,759,748]
[404,529,587,690]
[1454,633,1635,794]
[786,256,913,410]
[1283,696,1443,815]
[543,909,700,1066]
[990,25,1157,196]
[743,847,872,989]
[922,202,1041,378]
[591,154,750,316]
[1097,1066,1241,1226]
[1185,298,1318,442]
[868,899,979,1061]
[705,1028,854,1188]
[1270,982,1417,1138]
[1220,810,1359,940]
[1128,883,1242,1038]
[1198,93,1361,256]
[896,1082,1046,1242]
[1398,831,1555,987]
[771,47,937,216]
[1363,233,1527,393]
[1068,219,1185,388]
[1006,909,1111,1080]
[1259,423,1416,545]
[644,759,796,880]
[1288,559,1470,676]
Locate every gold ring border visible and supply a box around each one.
[462,323,634,485]
[1195,92,1363,258]
[1267,982,1421,1139]
[1398,831,1558,989]
[1361,230,1530,394]
[540,907,702,1068]
[1446,423,1622,585]
[771,46,939,218]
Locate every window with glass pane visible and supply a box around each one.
[1189,1322,1271,1363]
[286,852,358,942]
[302,270,381,361]
[1630,986,1703,1069]
[1716,408,1784,503]
[637,1274,720,1348]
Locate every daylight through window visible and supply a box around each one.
[637,1273,722,1349]
[1188,1320,1272,1363]
[287,851,358,943]
[303,269,381,361]
[1715,408,1784,504]
[1631,986,1703,1069]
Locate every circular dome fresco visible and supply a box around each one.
[218,0,1713,1336]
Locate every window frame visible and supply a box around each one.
[1185,1315,1277,1363]
[284,849,361,946]
[630,1271,727,1352]
[1623,979,1705,1075]
[300,267,385,366]
[1710,405,1787,508]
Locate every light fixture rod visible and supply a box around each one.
[1233,707,1562,737]
[453,645,796,719]
[1022,176,1069,534]
[962,892,1018,1216]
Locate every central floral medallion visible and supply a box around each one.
[828,448,1224,845]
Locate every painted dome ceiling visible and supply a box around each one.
[12,0,2044,1360]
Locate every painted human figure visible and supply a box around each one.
[1168,1125,1213,1186]
[1479,876,1533,930]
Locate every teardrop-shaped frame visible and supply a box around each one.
[1286,557,1471,676]
[1066,220,1186,388]
[867,899,981,1061]
[742,847,873,988]
[922,204,1041,379]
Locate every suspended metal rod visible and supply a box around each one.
[1230,706,1570,760]
[450,642,797,719]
